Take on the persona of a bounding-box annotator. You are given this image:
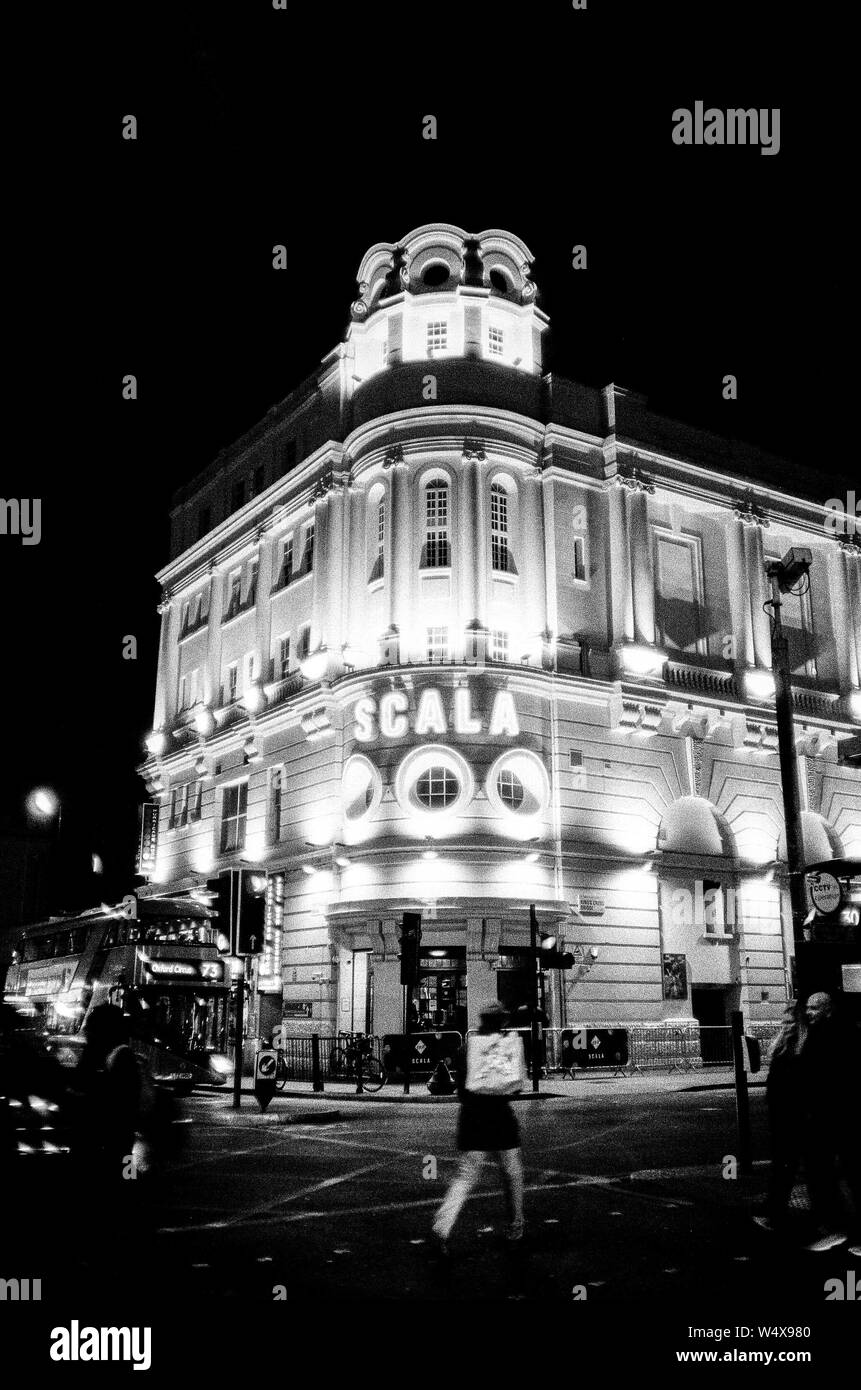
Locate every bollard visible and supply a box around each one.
[311,1033,323,1093]
[355,1039,364,1095]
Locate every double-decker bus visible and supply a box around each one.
[3,894,233,1090]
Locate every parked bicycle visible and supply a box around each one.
[328,1032,386,1092]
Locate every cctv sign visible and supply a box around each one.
[807,871,842,916]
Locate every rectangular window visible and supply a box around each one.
[381,337,389,368]
[573,533,587,583]
[302,523,315,574]
[490,630,509,662]
[654,532,705,656]
[189,782,202,823]
[488,326,504,357]
[189,667,199,707]
[180,599,191,635]
[244,652,257,691]
[701,880,729,936]
[427,627,449,663]
[427,321,448,353]
[179,674,189,711]
[197,506,211,540]
[370,498,385,582]
[425,484,450,568]
[221,783,248,854]
[225,663,239,705]
[226,569,242,620]
[251,464,265,497]
[231,479,246,513]
[490,485,510,572]
[245,559,259,608]
[277,634,291,680]
[297,623,311,660]
[278,535,293,588]
[569,748,583,769]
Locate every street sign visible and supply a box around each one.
[808,871,842,916]
[254,1047,278,1111]
[562,1027,629,1069]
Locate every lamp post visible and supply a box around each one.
[764,549,812,948]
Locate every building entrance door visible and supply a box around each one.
[411,949,466,1035]
[691,985,732,1065]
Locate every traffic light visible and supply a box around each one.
[206,870,266,954]
[237,870,266,954]
[400,912,422,986]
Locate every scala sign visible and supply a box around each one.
[353,687,519,743]
[808,871,843,916]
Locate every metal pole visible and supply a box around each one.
[530,904,540,1093]
[731,1010,752,1174]
[766,568,808,946]
[311,1032,323,1092]
[403,986,411,1095]
[232,962,245,1110]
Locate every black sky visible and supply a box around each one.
[1,1,848,910]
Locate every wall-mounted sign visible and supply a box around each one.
[576,893,606,917]
[283,1002,313,1019]
[807,871,842,916]
[662,953,688,1000]
[353,686,519,743]
[136,802,159,877]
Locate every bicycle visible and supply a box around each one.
[328,1032,386,1092]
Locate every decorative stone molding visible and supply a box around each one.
[382,444,405,470]
[733,491,770,528]
[805,757,825,815]
[157,595,172,616]
[836,529,861,552]
[350,280,370,321]
[614,464,655,494]
[462,438,486,461]
[744,720,779,750]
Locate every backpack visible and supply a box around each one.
[465,1032,526,1096]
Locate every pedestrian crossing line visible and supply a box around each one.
[157,1172,686,1236]
[158,1159,393,1234]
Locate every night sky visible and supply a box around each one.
[1,1,849,913]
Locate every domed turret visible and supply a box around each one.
[346,223,547,385]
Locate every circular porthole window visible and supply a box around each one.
[395,745,475,821]
[485,750,550,820]
[415,766,460,810]
[496,768,525,810]
[342,754,383,823]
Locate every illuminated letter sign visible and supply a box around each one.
[353,695,377,742]
[488,690,519,737]
[379,689,409,738]
[453,687,481,734]
[414,688,447,736]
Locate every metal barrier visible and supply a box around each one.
[274,1034,383,1083]
[382,1031,463,1080]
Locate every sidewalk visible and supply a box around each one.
[198,1066,763,1110]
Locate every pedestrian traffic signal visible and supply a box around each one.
[400,912,422,985]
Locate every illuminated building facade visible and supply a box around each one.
[140,224,861,1042]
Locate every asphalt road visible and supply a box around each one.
[8,1086,859,1304]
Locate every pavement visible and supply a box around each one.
[219,1065,765,1111]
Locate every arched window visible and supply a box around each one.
[490,483,513,573]
[369,496,385,583]
[423,477,450,568]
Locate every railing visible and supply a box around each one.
[274,1034,383,1082]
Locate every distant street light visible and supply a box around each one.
[29,787,60,821]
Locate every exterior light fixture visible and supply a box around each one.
[145,730,167,756]
[29,788,60,819]
[848,690,861,723]
[744,669,776,704]
[422,839,439,860]
[193,706,216,737]
[619,644,665,679]
[334,853,351,868]
[301,864,317,876]
[524,850,540,863]
[300,648,329,682]
[242,684,265,715]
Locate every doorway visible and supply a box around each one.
[691,985,732,1065]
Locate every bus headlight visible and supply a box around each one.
[209,1054,232,1076]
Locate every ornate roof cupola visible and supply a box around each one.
[346,223,548,389]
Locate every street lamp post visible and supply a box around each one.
[764,549,812,948]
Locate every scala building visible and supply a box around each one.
[139,223,861,1048]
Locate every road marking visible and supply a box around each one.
[158,1159,391,1234]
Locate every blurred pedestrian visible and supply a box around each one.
[432,1003,526,1254]
[797,992,854,1252]
[753,1001,807,1232]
